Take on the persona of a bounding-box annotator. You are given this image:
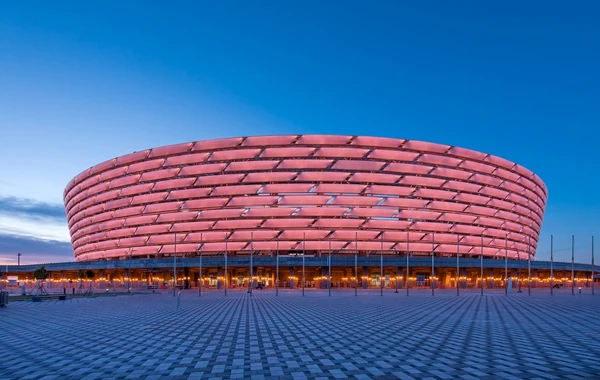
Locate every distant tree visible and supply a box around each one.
[33,266,49,281]
[32,266,50,295]
[86,270,95,280]
[84,270,95,296]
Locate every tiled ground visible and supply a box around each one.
[1,288,599,379]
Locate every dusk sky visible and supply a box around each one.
[1,1,598,264]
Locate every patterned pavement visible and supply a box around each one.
[1,288,599,379]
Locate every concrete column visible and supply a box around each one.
[489,269,495,289]
[362,267,368,289]
[289,267,295,289]
[321,267,328,289]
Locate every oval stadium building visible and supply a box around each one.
[64,135,547,263]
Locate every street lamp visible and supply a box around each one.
[224,232,228,297]
[198,233,203,297]
[354,232,358,296]
[394,248,399,294]
[173,232,177,297]
[328,234,332,297]
[380,232,384,296]
[128,248,133,293]
[302,232,305,297]
[276,234,279,296]
[505,234,508,296]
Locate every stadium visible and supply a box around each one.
[10,134,557,291]
[64,134,546,260]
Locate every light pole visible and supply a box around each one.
[517,250,522,293]
[505,234,508,296]
[17,253,21,266]
[592,236,595,296]
[456,234,460,296]
[380,232,384,296]
[394,248,399,294]
[173,232,177,297]
[276,234,279,296]
[527,235,531,296]
[249,232,253,296]
[198,233,203,296]
[224,232,228,297]
[406,231,410,297]
[302,233,305,297]
[480,234,484,296]
[431,232,435,297]
[571,235,575,296]
[550,235,554,296]
[354,232,358,296]
[328,234,332,297]
[128,248,133,293]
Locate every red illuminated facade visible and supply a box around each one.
[64,135,547,262]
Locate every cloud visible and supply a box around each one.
[0,195,70,242]
[0,195,66,221]
[0,234,73,265]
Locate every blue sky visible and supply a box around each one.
[0,1,598,264]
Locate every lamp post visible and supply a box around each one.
[517,250,522,293]
[505,234,508,296]
[249,232,253,296]
[431,232,435,297]
[198,233,203,297]
[550,235,554,296]
[128,248,133,293]
[406,231,410,297]
[173,233,177,297]
[302,232,306,297]
[224,232,228,297]
[571,235,575,296]
[456,234,460,296]
[17,253,21,266]
[276,234,279,296]
[480,234,484,296]
[592,236,595,296]
[527,235,531,296]
[328,234,332,297]
[354,232,358,296]
[380,232,384,296]
[394,248,399,294]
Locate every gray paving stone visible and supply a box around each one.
[1,289,600,379]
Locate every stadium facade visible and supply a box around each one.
[64,135,547,262]
[5,135,599,294]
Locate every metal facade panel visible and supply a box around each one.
[65,134,547,259]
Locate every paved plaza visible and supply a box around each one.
[1,288,600,379]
